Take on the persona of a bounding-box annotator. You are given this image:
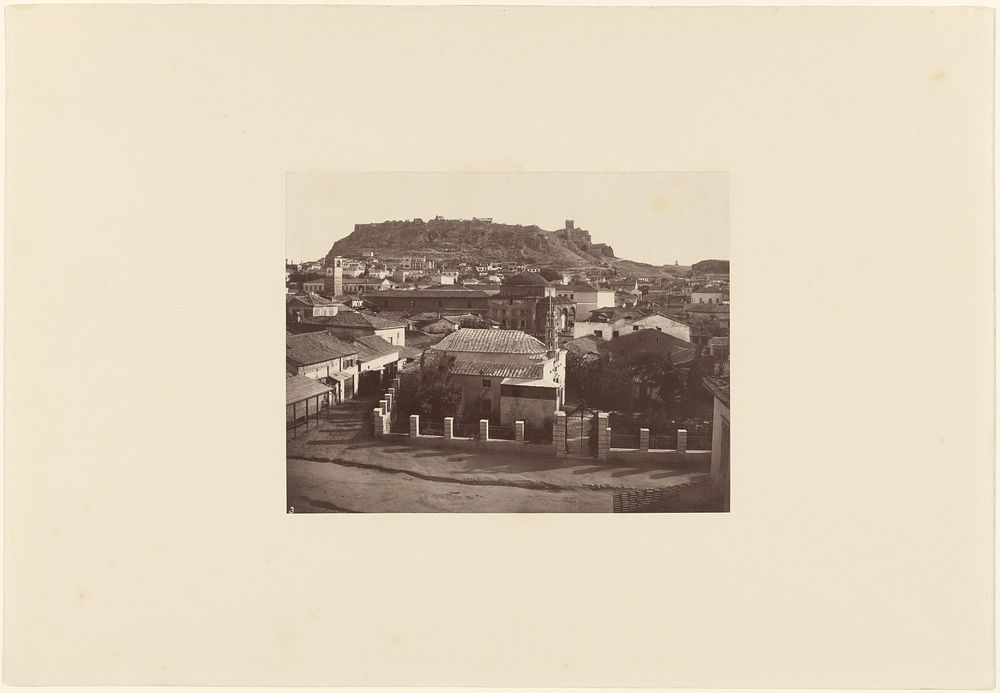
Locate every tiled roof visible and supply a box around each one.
[286,374,333,406]
[287,292,335,307]
[563,335,601,357]
[398,345,423,360]
[352,335,399,363]
[306,312,407,329]
[703,376,730,407]
[587,307,646,323]
[563,283,600,292]
[367,289,491,299]
[431,328,548,355]
[606,329,697,364]
[684,303,729,313]
[688,321,719,337]
[286,332,359,367]
[450,360,544,379]
[709,336,729,347]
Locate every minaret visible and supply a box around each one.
[544,299,558,355]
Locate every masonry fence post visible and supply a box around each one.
[372,408,384,438]
[385,392,393,414]
[392,377,401,393]
[386,387,395,411]
[444,417,454,440]
[479,419,489,441]
[554,411,567,457]
[639,427,650,453]
[677,428,688,453]
[379,399,388,416]
[409,414,420,438]
[515,420,525,443]
[597,412,610,461]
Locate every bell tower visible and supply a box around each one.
[325,256,344,297]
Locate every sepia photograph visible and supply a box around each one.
[286,172,730,512]
[5,3,994,687]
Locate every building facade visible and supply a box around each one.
[486,272,576,337]
[363,288,490,313]
[286,331,359,402]
[430,328,566,427]
[554,283,616,320]
[303,312,407,346]
[573,309,692,342]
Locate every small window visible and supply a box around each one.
[481,379,491,388]
[409,300,415,308]
[594,330,603,338]
[633,325,640,331]
[656,327,662,331]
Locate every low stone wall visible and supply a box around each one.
[607,447,711,470]
[377,409,712,466]
[403,433,556,457]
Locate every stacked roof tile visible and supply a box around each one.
[286,332,359,367]
[450,360,544,379]
[432,328,547,354]
[305,312,407,329]
[351,335,399,363]
[703,376,730,407]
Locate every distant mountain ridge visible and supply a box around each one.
[323,217,685,277]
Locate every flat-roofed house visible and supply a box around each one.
[429,328,566,426]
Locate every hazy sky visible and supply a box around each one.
[286,172,728,266]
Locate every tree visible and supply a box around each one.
[594,353,634,411]
[538,267,563,282]
[398,351,465,422]
[626,350,675,406]
[566,351,598,404]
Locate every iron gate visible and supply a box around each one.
[564,407,597,457]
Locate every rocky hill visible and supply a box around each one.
[691,259,729,274]
[325,218,619,268]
